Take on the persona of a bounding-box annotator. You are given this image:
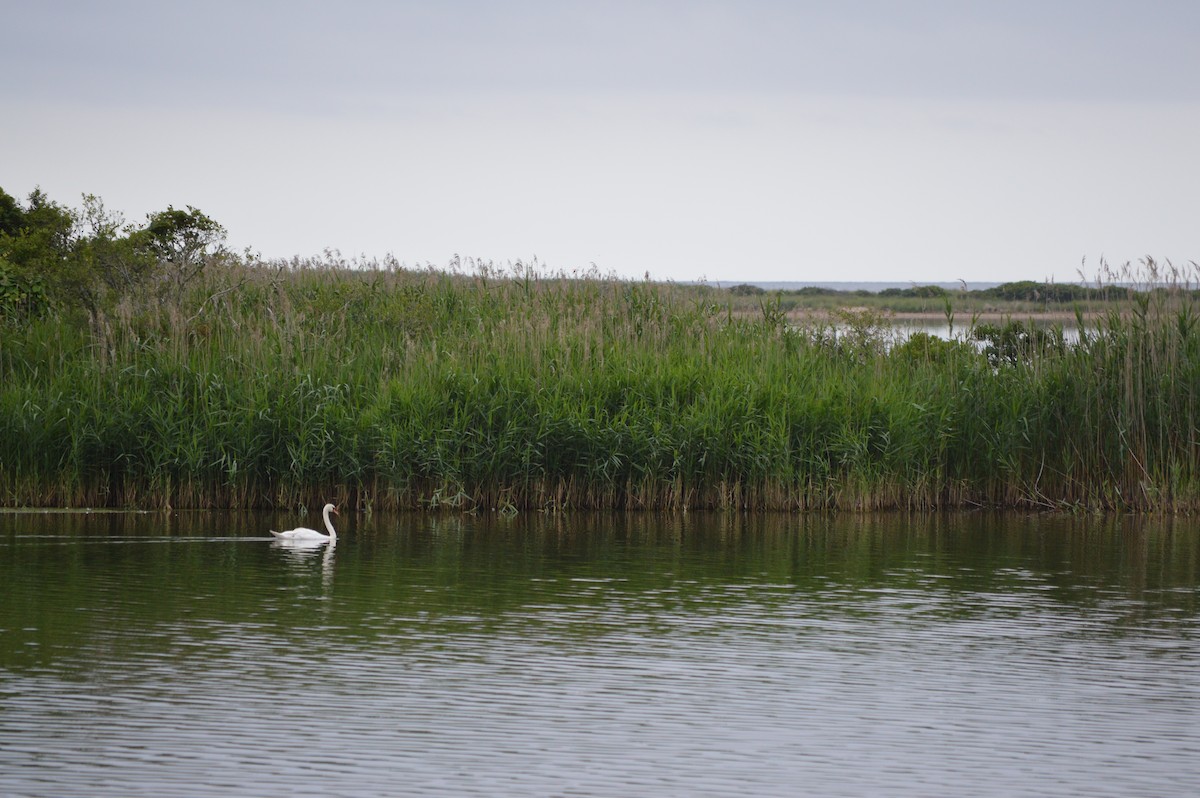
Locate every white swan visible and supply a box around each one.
[270,503,339,541]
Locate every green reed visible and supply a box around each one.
[2,256,1197,511]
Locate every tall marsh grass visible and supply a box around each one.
[2,256,1197,511]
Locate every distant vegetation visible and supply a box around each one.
[725,276,1190,318]
[3,187,1198,512]
[731,279,1152,303]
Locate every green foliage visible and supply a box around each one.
[0,188,90,316]
[789,286,840,296]
[979,281,1129,303]
[720,277,1147,316]
[0,188,25,236]
[2,253,1198,513]
[0,257,51,320]
[73,194,157,303]
[879,285,948,298]
[891,331,979,367]
[0,188,76,269]
[1,191,1198,513]
[0,187,225,319]
[972,320,1066,367]
[137,205,227,298]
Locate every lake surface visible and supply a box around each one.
[2,511,1198,797]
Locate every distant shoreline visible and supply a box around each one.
[704,280,1006,292]
[774,308,1088,324]
[702,280,1133,293]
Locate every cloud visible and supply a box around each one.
[7,1,1200,111]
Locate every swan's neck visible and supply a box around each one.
[323,506,337,538]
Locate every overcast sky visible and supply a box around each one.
[3,1,1198,284]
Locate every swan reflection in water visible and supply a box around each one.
[271,536,333,556]
[271,536,336,592]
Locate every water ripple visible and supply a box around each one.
[2,513,1199,796]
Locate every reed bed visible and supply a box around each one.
[2,256,1197,512]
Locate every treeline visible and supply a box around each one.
[2,189,1199,512]
[728,279,1184,303]
[0,187,227,324]
[885,282,1138,302]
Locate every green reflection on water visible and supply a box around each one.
[2,511,1197,673]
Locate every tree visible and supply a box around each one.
[0,188,80,262]
[75,194,156,300]
[0,188,89,317]
[139,205,227,299]
[0,188,232,321]
[0,187,24,236]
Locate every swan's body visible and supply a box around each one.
[271,503,339,541]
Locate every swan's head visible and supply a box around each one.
[324,503,339,516]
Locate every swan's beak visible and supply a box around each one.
[333,507,340,515]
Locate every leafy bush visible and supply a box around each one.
[878,285,948,298]
[891,331,978,367]
[972,320,1066,367]
[0,257,51,321]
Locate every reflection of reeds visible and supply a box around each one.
[1,255,1197,511]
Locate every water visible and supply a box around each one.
[894,319,1082,344]
[2,511,1198,797]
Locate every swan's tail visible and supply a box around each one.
[269,529,284,538]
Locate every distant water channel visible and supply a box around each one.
[892,318,1081,343]
[2,511,1198,797]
